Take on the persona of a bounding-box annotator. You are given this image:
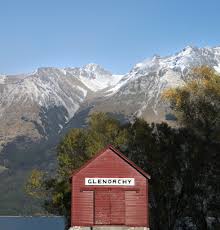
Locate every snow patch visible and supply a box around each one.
[79,73,123,92]
[214,64,220,73]
[0,75,6,84]
[76,86,87,97]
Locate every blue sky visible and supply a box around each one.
[0,0,220,74]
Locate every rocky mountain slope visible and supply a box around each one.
[1,46,220,147]
[92,46,220,122]
[0,45,220,215]
[0,64,122,148]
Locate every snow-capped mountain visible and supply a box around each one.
[0,45,220,147]
[0,64,122,145]
[65,63,123,92]
[93,46,220,122]
[107,45,220,95]
[0,45,220,217]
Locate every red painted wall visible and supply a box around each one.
[71,147,149,227]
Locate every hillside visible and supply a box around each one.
[0,45,220,214]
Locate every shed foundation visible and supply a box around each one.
[69,227,150,230]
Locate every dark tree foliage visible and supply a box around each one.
[26,114,219,229]
[26,67,220,229]
[123,120,219,230]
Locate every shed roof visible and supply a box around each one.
[71,145,151,179]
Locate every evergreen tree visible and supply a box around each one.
[26,112,128,229]
[26,66,220,229]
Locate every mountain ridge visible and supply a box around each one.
[0,45,220,215]
[0,45,220,146]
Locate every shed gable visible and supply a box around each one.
[72,145,150,179]
[71,145,150,227]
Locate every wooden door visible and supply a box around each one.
[110,190,125,225]
[95,190,111,225]
[95,189,125,225]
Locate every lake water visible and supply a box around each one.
[0,216,65,230]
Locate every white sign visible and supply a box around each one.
[85,178,135,186]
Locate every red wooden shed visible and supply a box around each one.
[71,145,150,229]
